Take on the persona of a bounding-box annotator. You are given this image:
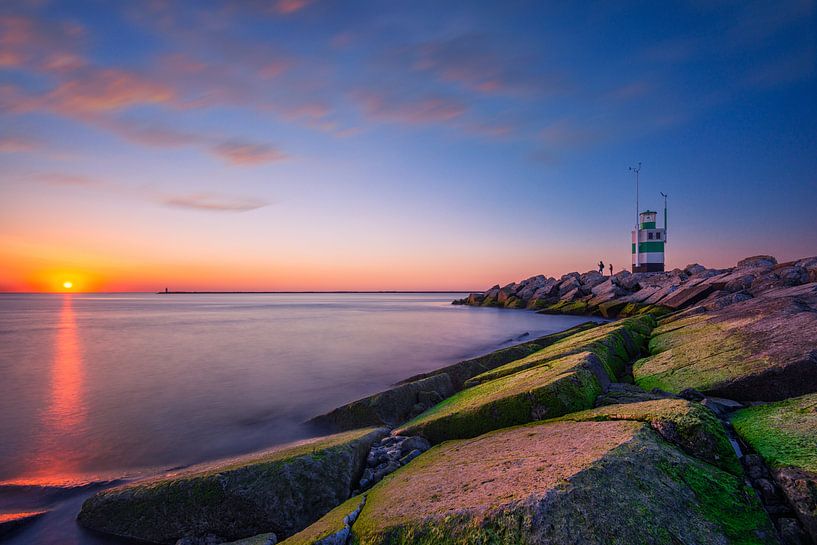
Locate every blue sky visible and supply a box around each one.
[1,0,815,291]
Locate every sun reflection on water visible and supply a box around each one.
[6,295,89,486]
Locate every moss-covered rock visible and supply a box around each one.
[551,398,741,474]
[308,375,455,432]
[732,393,817,541]
[222,533,277,545]
[393,352,611,444]
[397,321,598,390]
[633,288,817,400]
[465,315,654,387]
[279,495,365,545]
[351,420,776,545]
[77,428,388,544]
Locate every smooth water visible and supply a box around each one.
[0,292,591,543]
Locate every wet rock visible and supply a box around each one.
[778,517,810,545]
[755,478,779,503]
[78,427,388,544]
[399,449,422,465]
[678,388,705,401]
[398,436,430,456]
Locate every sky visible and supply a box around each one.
[1,0,815,292]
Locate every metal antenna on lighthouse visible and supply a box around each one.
[629,162,641,229]
[660,191,668,240]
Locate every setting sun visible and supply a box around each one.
[63,281,73,290]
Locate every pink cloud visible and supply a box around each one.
[354,90,466,125]
[33,172,104,187]
[0,135,40,153]
[274,0,313,15]
[211,141,287,165]
[0,14,86,72]
[44,67,175,114]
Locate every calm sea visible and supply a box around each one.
[0,292,591,543]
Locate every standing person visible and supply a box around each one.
[609,263,613,276]
[598,260,604,274]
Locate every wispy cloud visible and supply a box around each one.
[0,134,41,153]
[33,172,105,187]
[274,0,314,15]
[392,33,565,97]
[354,90,466,125]
[161,193,268,212]
[211,141,287,165]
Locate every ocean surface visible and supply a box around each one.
[0,292,592,543]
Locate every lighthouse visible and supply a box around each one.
[632,209,666,272]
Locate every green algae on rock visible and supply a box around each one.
[551,398,741,474]
[279,495,365,545]
[397,321,599,390]
[732,393,817,541]
[393,351,610,444]
[465,315,654,387]
[633,287,817,400]
[77,427,388,544]
[351,420,776,545]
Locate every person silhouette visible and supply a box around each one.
[598,260,605,274]
[609,264,613,276]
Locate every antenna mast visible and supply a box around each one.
[629,162,641,228]
[660,192,668,241]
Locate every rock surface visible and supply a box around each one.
[279,495,365,545]
[394,352,611,444]
[77,427,388,544]
[633,284,817,400]
[464,315,653,387]
[308,375,455,432]
[732,393,817,542]
[551,398,741,474]
[347,420,776,544]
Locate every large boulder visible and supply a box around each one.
[738,255,778,268]
[732,393,817,542]
[465,316,654,387]
[551,398,741,474]
[393,352,611,444]
[344,421,776,544]
[633,284,817,400]
[77,427,388,544]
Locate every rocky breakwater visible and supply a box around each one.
[454,254,817,319]
[77,253,817,545]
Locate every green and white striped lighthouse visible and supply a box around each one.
[632,209,666,272]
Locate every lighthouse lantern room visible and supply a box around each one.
[632,209,666,272]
